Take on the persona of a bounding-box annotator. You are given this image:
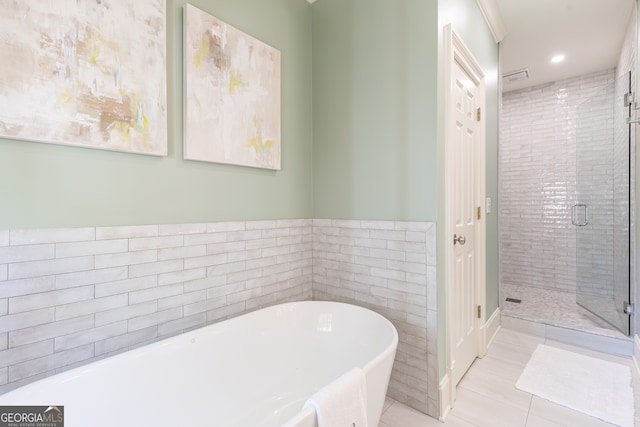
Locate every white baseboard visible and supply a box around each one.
[482,307,501,355]
[633,335,640,376]
[438,373,452,421]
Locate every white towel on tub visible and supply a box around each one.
[303,367,368,427]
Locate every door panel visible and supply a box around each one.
[450,58,478,387]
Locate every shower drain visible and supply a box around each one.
[505,297,522,303]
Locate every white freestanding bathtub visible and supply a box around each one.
[0,301,398,427]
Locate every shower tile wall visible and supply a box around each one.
[575,80,616,299]
[0,220,313,393]
[500,69,615,296]
[311,219,438,417]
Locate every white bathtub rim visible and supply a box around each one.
[1,301,397,396]
[0,300,399,427]
[286,301,399,427]
[278,301,398,427]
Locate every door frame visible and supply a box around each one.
[442,23,487,414]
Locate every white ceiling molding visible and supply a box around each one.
[475,0,507,43]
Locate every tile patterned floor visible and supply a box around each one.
[500,283,625,338]
[378,327,640,427]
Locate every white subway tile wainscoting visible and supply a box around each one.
[0,218,438,419]
[0,220,313,393]
[313,219,438,417]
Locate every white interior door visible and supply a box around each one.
[449,57,479,387]
[441,24,487,418]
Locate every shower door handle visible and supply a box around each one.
[571,204,589,227]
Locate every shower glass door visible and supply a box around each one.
[575,72,630,336]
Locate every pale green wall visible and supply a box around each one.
[312,0,499,381]
[0,0,313,229]
[312,0,439,221]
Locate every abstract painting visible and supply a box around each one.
[183,4,281,170]
[0,0,167,156]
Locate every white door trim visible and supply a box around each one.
[443,23,487,410]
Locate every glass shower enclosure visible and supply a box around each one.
[574,72,631,336]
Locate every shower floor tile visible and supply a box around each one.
[500,283,627,339]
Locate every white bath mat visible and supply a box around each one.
[516,344,634,427]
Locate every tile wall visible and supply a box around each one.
[312,219,438,417]
[500,69,616,296]
[0,220,313,393]
[574,79,616,299]
[0,218,439,418]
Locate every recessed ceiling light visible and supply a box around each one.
[551,54,565,63]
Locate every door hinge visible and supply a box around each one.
[477,206,481,220]
[624,302,634,316]
[476,107,481,122]
[477,305,481,319]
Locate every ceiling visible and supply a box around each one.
[306,0,635,92]
[497,0,635,92]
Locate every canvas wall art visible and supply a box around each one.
[183,4,281,170]
[0,0,167,156]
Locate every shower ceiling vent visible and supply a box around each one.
[502,68,529,84]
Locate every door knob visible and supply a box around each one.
[453,234,466,245]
